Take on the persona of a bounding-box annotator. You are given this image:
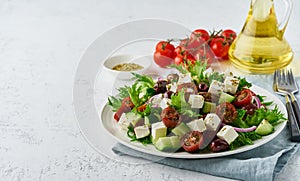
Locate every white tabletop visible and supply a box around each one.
[1,0,299,180]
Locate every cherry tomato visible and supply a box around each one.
[154,41,176,68]
[174,46,196,66]
[154,51,174,68]
[190,29,210,42]
[233,89,253,107]
[114,96,135,122]
[161,107,181,128]
[137,103,147,112]
[121,96,135,109]
[216,102,238,124]
[194,44,215,64]
[155,41,175,57]
[114,106,126,121]
[210,37,230,58]
[180,131,204,152]
[221,29,237,43]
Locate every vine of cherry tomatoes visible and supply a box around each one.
[153,29,237,68]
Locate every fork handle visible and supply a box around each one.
[286,97,300,142]
[291,99,300,127]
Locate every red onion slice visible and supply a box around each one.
[234,125,257,132]
[252,96,262,108]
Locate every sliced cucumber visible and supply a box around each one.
[170,136,181,150]
[202,101,216,113]
[171,122,191,138]
[125,112,142,127]
[218,92,235,104]
[144,116,150,126]
[255,119,274,136]
[155,136,181,152]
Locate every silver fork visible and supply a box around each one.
[274,69,300,142]
[276,69,300,124]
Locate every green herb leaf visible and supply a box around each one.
[108,96,122,112]
[171,90,191,112]
[237,77,252,91]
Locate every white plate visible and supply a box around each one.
[101,85,287,159]
[73,19,194,163]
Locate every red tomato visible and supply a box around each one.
[154,41,175,68]
[194,44,215,64]
[180,37,205,51]
[221,29,237,43]
[233,89,253,107]
[216,102,238,124]
[114,107,124,121]
[174,46,196,66]
[180,131,204,152]
[121,96,135,109]
[154,51,174,68]
[114,96,135,122]
[190,29,210,42]
[161,107,181,128]
[137,103,147,112]
[155,41,175,57]
[210,37,230,58]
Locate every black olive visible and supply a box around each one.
[210,139,229,152]
[198,83,209,92]
[154,80,168,94]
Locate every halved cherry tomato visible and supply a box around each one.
[233,89,253,107]
[121,96,135,109]
[216,102,238,124]
[161,107,181,128]
[114,96,135,122]
[180,131,204,152]
[209,37,230,58]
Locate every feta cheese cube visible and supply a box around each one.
[177,73,192,85]
[149,93,163,106]
[118,113,130,130]
[151,122,167,142]
[160,98,171,109]
[224,76,240,94]
[187,118,207,132]
[208,80,224,96]
[224,69,234,77]
[134,125,150,139]
[204,67,213,75]
[217,125,239,144]
[188,94,205,108]
[167,82,177,93]
[204,113,221,131]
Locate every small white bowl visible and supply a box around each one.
[103,54,152,80]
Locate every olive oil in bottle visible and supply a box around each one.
[228,0,293,74]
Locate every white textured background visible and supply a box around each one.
[0,0,299,180]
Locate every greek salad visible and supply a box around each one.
[108,61,286,153]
